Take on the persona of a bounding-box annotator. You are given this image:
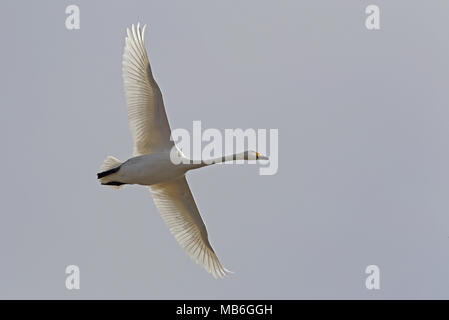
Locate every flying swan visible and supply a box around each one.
[97,23,268,278]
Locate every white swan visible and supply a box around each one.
[97,23,268,278]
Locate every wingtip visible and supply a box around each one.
[224,268,234,274]
[212,266,233,279]
[125,23,147,43]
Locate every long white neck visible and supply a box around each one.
[187,151,252,170]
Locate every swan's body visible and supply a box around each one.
[97,23,267,278]
[105,153,188,186]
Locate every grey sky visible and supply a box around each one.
[1,0,449,299]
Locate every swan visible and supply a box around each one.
[97,23,268,278]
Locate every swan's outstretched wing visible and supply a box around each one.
[123,23,173,156]
[150,177,230,278]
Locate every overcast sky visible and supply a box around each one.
[1,0,449,299]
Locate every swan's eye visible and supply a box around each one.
[255,152,261,159]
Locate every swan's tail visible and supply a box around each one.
[97,156,124,189]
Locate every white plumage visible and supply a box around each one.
[122,24,173,156]
[98,23,268,278]
[151,177,229,278]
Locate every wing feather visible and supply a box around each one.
[150,177,230,278]
[122,23,173,155]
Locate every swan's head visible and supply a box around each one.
[247,150,269,160]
